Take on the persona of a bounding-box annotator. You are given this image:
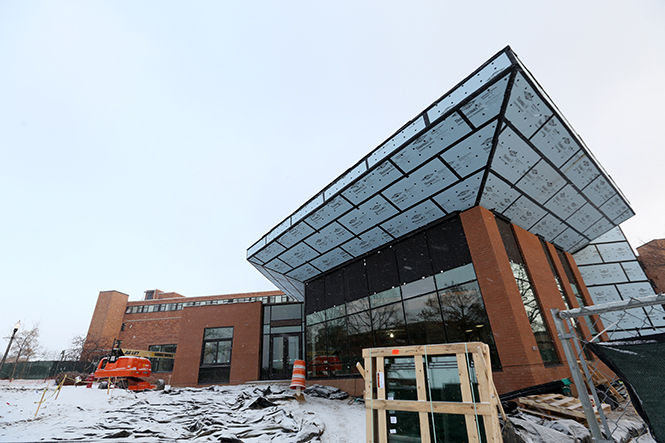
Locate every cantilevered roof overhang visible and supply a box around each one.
[247,46,633,300]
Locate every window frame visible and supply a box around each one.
[199,327,234,367]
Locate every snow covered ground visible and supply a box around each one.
[0,380,365,442]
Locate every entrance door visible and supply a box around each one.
[269,333,301,379]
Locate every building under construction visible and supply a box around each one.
[83,47,662,396]
[246,46,663,396]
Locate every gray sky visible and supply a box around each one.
[1,1,664,355]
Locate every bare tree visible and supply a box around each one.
[65,334,86,361]
[78,335,109,363]
[8,325,40,363]
[7,325,40,379]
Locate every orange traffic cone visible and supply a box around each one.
[290,359,306,401]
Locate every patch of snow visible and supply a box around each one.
[0,380,364,442]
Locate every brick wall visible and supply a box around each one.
[459,207,582,393]
[83,291,128,359]
[118,314,182,350]
[171,302,263,386]
[461,206,545,392]
[637,239,665,294]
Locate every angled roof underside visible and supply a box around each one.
[247,46,634,300]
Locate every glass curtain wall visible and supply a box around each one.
[556,249,600,336]
[304,215,500,379]
[260,303,304,380]
[495,217,559,365]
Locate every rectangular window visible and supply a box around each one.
[438,281,500,367]
[403,292,445,344]
[148,344,176,372]
[496,217,559,365]
[270,304,302,321]
[370,287,401,308]
[556,249,600,336]
[326,317,349,375]
[394,233,433,284]
[198,327,234,384]
[372,302,407,347]
[306,322,327,377]
[346,296,370,315]
[426,215,471,273]
[365,247,399,294]
[344,260,368,303]
[540,239,571,309]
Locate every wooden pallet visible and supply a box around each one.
[516,393,610,424]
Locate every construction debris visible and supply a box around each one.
[516,393,611,424]
[507,413,591,443]
[303,384,349,400]
[506,410,651,443]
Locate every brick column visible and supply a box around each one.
[83,291,129,359]
[460,206,542,392]
[512,225,569,364]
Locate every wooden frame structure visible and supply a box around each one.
[361,342,503,442]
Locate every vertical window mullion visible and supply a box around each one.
[495,217,560,365]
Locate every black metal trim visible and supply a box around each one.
[475,67,518,207]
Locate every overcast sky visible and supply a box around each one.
[1,1,664,355]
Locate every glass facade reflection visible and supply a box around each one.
[305,215,500,378]
[496,218,559,365]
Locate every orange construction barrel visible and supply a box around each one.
[290,359,306,391]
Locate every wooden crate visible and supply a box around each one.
[360,342,503,443]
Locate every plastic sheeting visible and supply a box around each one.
[587,333,665,442]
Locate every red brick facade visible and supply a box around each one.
[460,206,601,394]
[461,207,547,392]
[637,239,665,294]
[82,290,129,360]
[171,303,262,386]
[83,290,283,386]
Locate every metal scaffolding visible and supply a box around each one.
[551,293,665,442]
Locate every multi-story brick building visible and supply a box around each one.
[83,289,302,386]
[247,46,663,397]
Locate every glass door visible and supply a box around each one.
[269,333,301,379]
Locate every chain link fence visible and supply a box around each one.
[552,293,665,442]
[0,360,96,380]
